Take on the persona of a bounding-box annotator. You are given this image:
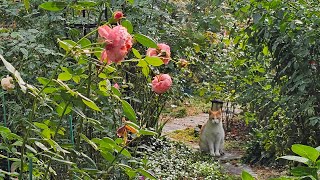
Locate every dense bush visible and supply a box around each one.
[228,0,320,165]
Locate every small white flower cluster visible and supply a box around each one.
[1,75,15,91]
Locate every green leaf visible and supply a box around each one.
[142,66,150,77]
[292,144,320,163]
[34,122,48,130]
[126,0,134,4]
[37,77,55,86]
[101,151,115,162]
[99,80,111,92]
[58,39,77,52]
[80,133,98,150]
[139,129,157,136]
[23,0,30,12]
[125,121,140,130]
[137,168,156,180]
[79,38,91,47]
[119,164,137,178]
[112,86,121,97]
[241,171,255,180]
[39,2,67,12]
[82,99,101,112]
[263,46,269,55]
[132,48,141,59]
[278,155,310,165]
[137,59,148,67]
[291,167,318,178]
[34,141,48,151]
[75,1,97,7]
[121,100,136,122]
[193,43,200,53]
[121,20,133,34]
[25,145,37,154]
[51,157,75,165]
[114,145,132,157]
[58,72,72,81]
[56,102,72,117]
[101,137,116,145]
[145,56,164,66]
[134,34,157,48]
[0,126,11,134]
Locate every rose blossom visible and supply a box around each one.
[1,75,15,91]
[98,25,133,64]
[113,83,120,89]
[146,43,171,65]
[151,74,172,94]
[113,11,124,21]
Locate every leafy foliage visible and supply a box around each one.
[141,137,236,180]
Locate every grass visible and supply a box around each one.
[167,127,199,144]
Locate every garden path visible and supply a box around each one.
[162,113,258,178]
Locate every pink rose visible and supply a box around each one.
[98,25,133,64]
[151,74,172,94]
[146,43,171,65]
[113,11,124,21]
[113,83,120,89]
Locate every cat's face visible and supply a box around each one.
[209,110,222,124]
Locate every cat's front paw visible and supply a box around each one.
[215,152,221,157]
[210,152,216,156]
[220,151,225,156]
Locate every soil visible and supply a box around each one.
[162,112,285,180]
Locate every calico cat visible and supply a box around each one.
[199,109,225,156]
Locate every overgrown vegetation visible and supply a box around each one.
[143,137,238,180]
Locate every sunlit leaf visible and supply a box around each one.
[132,48,141,59]
[58,39,77,52]
[56,102,72,117]
[241,171,255,180]
[23,0,30,12]
[139,129,157,136]
[145,56,164,66]
[39,2,67,12]
[121,20,133,34]
[34,141,48,151]
[134,34,157,48]
[292,144,320,163]
[82,99,101,112]
[137,59,148,67]
[279,155,309,165]
[58,72,72,81]
[142,66,150,77]
[137,168,156,180]
[121,100,136,122]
